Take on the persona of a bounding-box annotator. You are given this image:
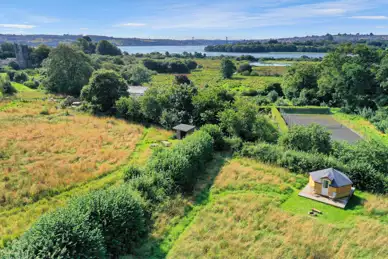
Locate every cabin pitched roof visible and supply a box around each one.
[173,124,195,132]
[309,168,352,187]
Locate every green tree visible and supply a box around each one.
[121,65,153,85]
[116,96,143,122]
[30,44,51,67]
[70,187,147,257]
[279,124,332,154]
[96,40,122,56]
[81,69,128,112]
[283,63,320,105]
[219,98,279,142]
[237,63,252,73]
[43,44,93,95]
[220,59,236,79]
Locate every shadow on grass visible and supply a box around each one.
[345,194,365,211]
[129,152,232,259]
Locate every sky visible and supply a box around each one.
[1,0,388,39]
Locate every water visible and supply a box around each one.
[119,45,326,59]
[250,62,291,67]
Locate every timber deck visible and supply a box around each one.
[298,185,355,209]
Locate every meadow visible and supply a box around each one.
[0,83,174,247]
[145,59,283,93]
[166,158,388,259]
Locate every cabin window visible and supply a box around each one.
[323,180,329,188]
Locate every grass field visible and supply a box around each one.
[0,86,174,247]
[146,59,283,93]
[164,158,388,259]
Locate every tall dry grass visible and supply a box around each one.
[0,114,143,207]
[168,193,388,259]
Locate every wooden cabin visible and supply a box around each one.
[309,168,353,199]
[173,124,195,140]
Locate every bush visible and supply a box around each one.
[124,165,144,182]
[147,130,213,191]
[70,187,147,257]
[241,70,251,76]
[0,74,16,95]
[128,172,175,205]
[116,96,143,122]
[40,107,50,115]
[81,69,128,112]
[267,90,279,102]
[1,208,106,258]
[8,61,19,70]
[238,63,253,73]
[201,124,225,151]
[223,136,243,152]
[96,40,122,56]
[13,71,28,83]
[24,79,40,89]
[6,70,16,81]
[174,74,191,85]
[279,124,332,154]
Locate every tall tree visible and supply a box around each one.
[81,70,128,112]
[43,44,93,96]
[96,40,122,56]
[220,59,236,79]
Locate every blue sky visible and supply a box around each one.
[1,0,388,39]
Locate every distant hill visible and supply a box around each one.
[0,34,238,47]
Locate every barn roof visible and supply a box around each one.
[309,168,352,187]
[173,124,195,132]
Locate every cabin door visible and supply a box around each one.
[321,180,329,196]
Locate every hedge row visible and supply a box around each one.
[1,187,147,258]
[146,130,214,192]
[240,143,388,194]
[279,107,331,114]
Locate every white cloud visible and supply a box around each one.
[147,0,373,30]
[115,23,146,27]
[0,24,35,29]
[351,15,388,20]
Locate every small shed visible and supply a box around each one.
[309,168,353,199]
[173,124,195,139]
[127,86,148,97]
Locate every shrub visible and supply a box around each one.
[124,165,144,182]
[96,40,122,56]
[24,80,40,89]
[81,69,128,112]
[8,61,19,70]
[116,96,143,122]
[13,71,28,83]
[241,70,251,76]
[128,172,175,204]
[223,136,243,152]
[174,74,191,85]
[238,63,253,73]
[6,70,16,81]
[1,208,106,258]
[279,124,332,154]
[40,107,50,115]
[0,74,16,95]
[70,187,147,257]
[147,130,213,191]
[267,90,279,102]
[201,124,225,151]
